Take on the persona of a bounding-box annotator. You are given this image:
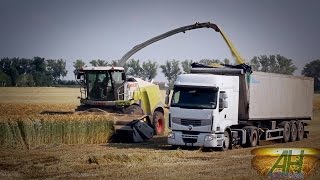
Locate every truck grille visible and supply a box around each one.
[181,119,201,126]
[183,138,197,144]
[172,118,211,127]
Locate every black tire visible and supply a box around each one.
[218,130,231,151]
[245,128,259,147]
[289,121,297,142]
[279,121,290,143]
[296,121,304,141]
[152,111,165,135]
[123,104,144,115]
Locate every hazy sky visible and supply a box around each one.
[1,0,320,81]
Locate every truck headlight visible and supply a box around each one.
[205,134,216,141]
[168,132,175,139]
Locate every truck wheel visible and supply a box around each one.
[296,121,304,141]
[279,121,290,143]
[152,111,165,135]
[123,104,144,115]
[289,121,297,142]
[248,129,259,147]
[219,131,231,151]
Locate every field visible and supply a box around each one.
[0,87,319,179]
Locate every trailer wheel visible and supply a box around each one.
[123,104,144,115]
[246,128,258,147]
[279,121,290,143]
[219,131,231,151]
[289,121,297,142]
[152,111,165,135]
[297,121,304,141]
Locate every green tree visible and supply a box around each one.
[302,59,320,91]
[16,74,34,87]
[141,60,158,80]
[126,59,144,78]
[31,57,52,86]
[199,59,220,65]
[250,56,260,71]
[90,59,109,66]
[0,70,11,86]
[73,59,86,75]
[181,59,193,73]
[250,55,297,75]
[223,58,230,65]
[47,59,68,84]
[160,59,181,87]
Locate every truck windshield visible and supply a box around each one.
[171,86,218,109]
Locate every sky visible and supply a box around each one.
[0,0,320,81]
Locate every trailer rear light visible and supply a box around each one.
[168,132,175,139]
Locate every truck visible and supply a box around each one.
[74,22,243,142]
[166,64,313,150]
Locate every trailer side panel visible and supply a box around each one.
[247,72,313,120]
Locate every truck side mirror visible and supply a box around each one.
[219,91,228,111]
[223,100,228,108]
[121,72,126,81]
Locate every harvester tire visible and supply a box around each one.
[153,111,165,135]
[123,105,144,115]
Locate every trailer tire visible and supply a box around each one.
[289,121,297,142]
[279,121,290,143]
[152,111,165,135]
[297,121,304,141]
[218,130,231,151]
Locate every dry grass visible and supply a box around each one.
[0,87,319,179]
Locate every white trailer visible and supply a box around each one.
[166,67,313,150]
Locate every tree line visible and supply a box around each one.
[1,55,319,91]
[0,57,69,86]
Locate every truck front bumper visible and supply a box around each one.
[167,131,224,148]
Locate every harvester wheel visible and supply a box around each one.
[123,105,144,115]
[152,111,165,135]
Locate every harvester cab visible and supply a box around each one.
[75,66,128,107]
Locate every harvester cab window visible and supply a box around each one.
[88,72,111,100]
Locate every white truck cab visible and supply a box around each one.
[167,73,239,148]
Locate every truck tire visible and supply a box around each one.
[245,128,258,147]
[279,121,290,143]
[289,121,297,142]
[296,121,304,141]
[123,104,144,115]
[219,130,231,151]
[152,111,165,135]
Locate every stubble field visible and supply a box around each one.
[0,87,319,179]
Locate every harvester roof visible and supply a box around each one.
[81,66,124,71]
